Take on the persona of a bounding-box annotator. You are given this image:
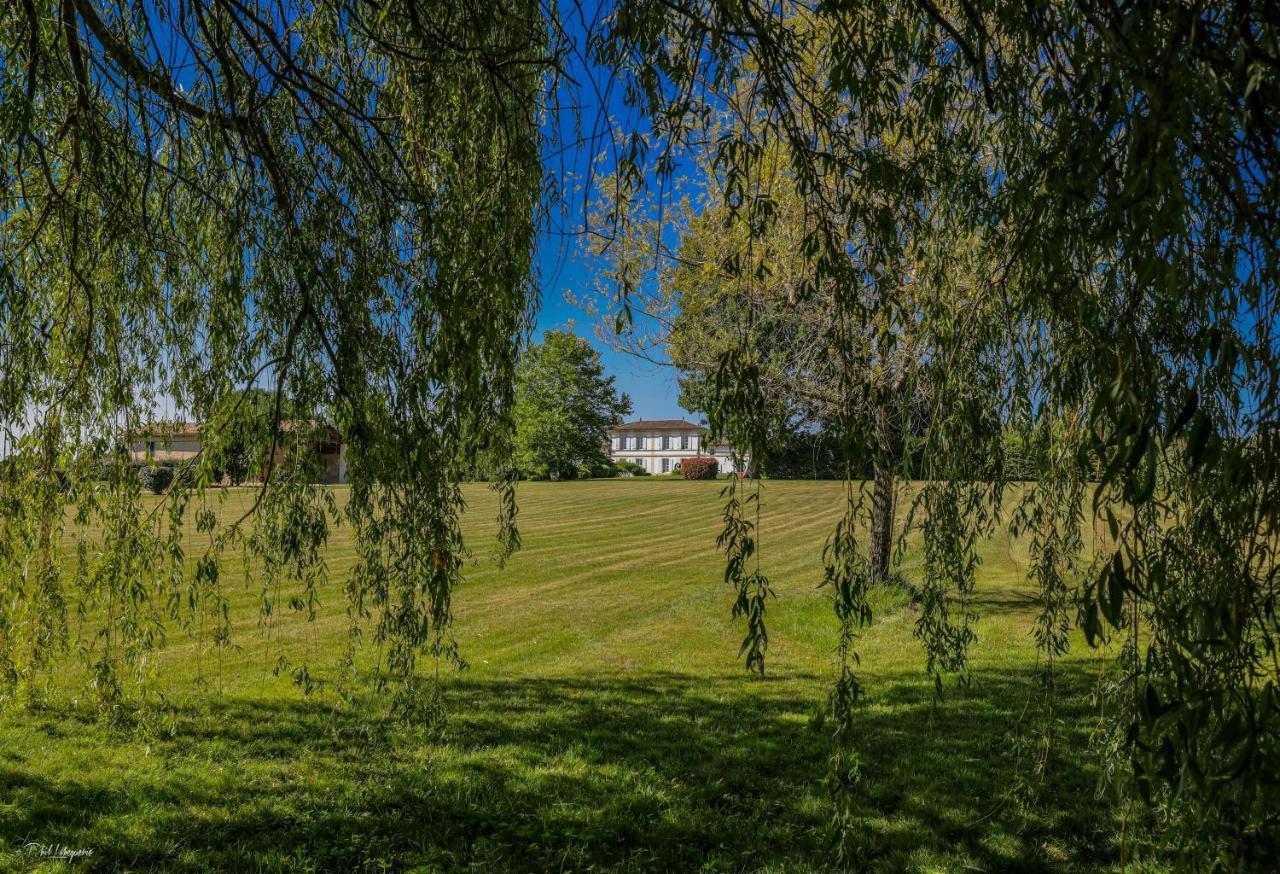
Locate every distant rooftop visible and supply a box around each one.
[132,420,341,440]
[132,421,202,437]
[609,419,702,432]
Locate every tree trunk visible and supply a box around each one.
[868,458,896,583]
[868,370,904,584]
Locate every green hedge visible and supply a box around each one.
[137,464,175,494]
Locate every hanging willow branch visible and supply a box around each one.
[598,0,1280,865]
[0,0,553,711]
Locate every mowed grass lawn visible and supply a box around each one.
[0,480,1130,873]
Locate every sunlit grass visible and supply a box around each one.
[1,480,1134,872]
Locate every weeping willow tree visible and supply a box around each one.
[0,1,549,713]
[592,0,1279,866]
[3,0,1279,868]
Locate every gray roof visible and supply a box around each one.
[609,419,702,432]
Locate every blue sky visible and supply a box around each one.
[526,6,698,425]
[112,3,696,425]
[533,234,693,424]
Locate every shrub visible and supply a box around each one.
[138,464,175,494]
[93,459,144,483]
[1001,429,1042,481]
[172,462,199,489]
[614,460,649,477]
[579,462,617,479]
[48,468,73,493]
[765,431,846,479]
[680,457,719,480]
[223,450,250,485]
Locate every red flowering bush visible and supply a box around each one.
[680,457,719,480]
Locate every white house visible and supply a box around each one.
[128,421,349,484]
[607,419,747,475]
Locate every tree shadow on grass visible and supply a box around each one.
[0,665,1122,873]
[964,591,1041,613]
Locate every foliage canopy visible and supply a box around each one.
[0,0,548,713]
[2,0,1279,867]
[512,330,631,480]
[591,0,1280,865]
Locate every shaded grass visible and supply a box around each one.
[0,480,1130,872]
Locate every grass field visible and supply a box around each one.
[0,479,1134,872]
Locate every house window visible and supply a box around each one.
[611,437,620,451]
[661,458,671,473]
[626,436,636,450]
[680,434,690,450]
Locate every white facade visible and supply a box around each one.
[607,420,746,475]
[129,436,202,462]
